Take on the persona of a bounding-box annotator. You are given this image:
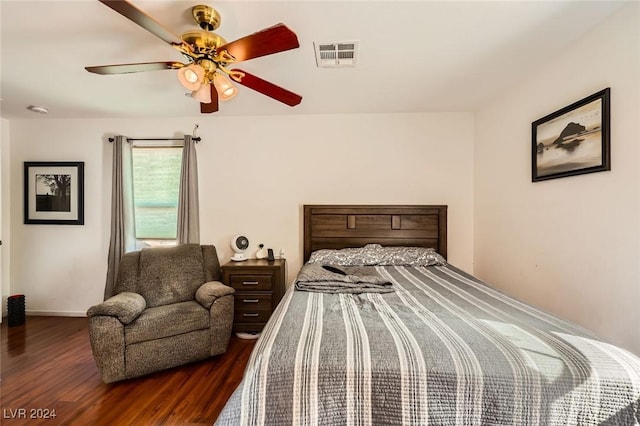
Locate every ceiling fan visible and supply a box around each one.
[85,0,302,114]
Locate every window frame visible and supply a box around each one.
[130,140,183,249]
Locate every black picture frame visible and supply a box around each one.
[24,161,85,225]
[532,88,610,182]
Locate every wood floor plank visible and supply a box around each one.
[1,317,255,425]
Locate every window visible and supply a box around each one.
[131,145,182,247]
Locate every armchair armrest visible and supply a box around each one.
[87,292,146,325]
[196,281,235,309]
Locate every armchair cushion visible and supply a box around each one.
[195,281,235,309]
[138,244,206,308]
[125,301,209,345]
[87,292,146,325]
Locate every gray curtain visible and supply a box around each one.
[177,134,200,244]
[104,135,136,300]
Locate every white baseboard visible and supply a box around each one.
[25,310,87,317]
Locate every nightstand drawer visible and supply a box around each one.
[235,293,272,311]
[229,274,273,291]
[234,309,272,323]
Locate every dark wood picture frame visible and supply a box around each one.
[24,161,85,225]
[532,88,610,182]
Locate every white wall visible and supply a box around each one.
[8,119,108,316]
[474,3,640,354]
[7,112,474,316]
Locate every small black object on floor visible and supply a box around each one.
[7,294,26,327]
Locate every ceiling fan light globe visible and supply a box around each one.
[213,73,238,101]
[191,83,212,103]
[178,64,205,91]
[185,69,199,83]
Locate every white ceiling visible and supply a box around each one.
[0,0,627,119]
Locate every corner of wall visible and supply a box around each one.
[1,118,11,319]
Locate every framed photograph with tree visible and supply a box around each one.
[24,161,84,225]
[532,88,610,182]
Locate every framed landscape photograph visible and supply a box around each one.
[532,88,610,182]
[24,161,84,225]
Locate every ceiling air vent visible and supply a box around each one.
[314,41,359,68]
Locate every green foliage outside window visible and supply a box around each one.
[132,147,182,239]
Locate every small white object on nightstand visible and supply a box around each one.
[231,235,249,261]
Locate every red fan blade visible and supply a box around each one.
[85,61,184,75]
[98,0,190,51]
[231,69,302,107]
[200,84,219,114]
[218,24,299,63]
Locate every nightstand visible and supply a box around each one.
[221,259,286,334]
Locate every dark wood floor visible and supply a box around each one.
[1,316,256,425]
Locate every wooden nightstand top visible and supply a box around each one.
[221,258,286,270]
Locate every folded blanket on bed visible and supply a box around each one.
[294,264,394,294]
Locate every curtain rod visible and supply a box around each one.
[108,137,201,143]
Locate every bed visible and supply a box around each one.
[215,205,640,425]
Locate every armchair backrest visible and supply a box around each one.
[114,244,222,308]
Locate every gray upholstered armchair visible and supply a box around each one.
[87,244,234,383]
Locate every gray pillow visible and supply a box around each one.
[308,245,446,266]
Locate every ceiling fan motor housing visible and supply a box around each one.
[180,30,227,56]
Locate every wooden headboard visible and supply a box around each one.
[303,205,447,262]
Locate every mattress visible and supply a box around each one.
[215,264,640,425]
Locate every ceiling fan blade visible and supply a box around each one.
[200,84,219,114]
[218,23,299,63]
[98,0,190,51]
[231,69,302,107]
[85,61,184,75]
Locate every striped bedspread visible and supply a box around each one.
[215,265,640,425]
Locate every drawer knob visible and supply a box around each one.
[243,313,260,317]
[243,299,260,303]
[242,281,259,285]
